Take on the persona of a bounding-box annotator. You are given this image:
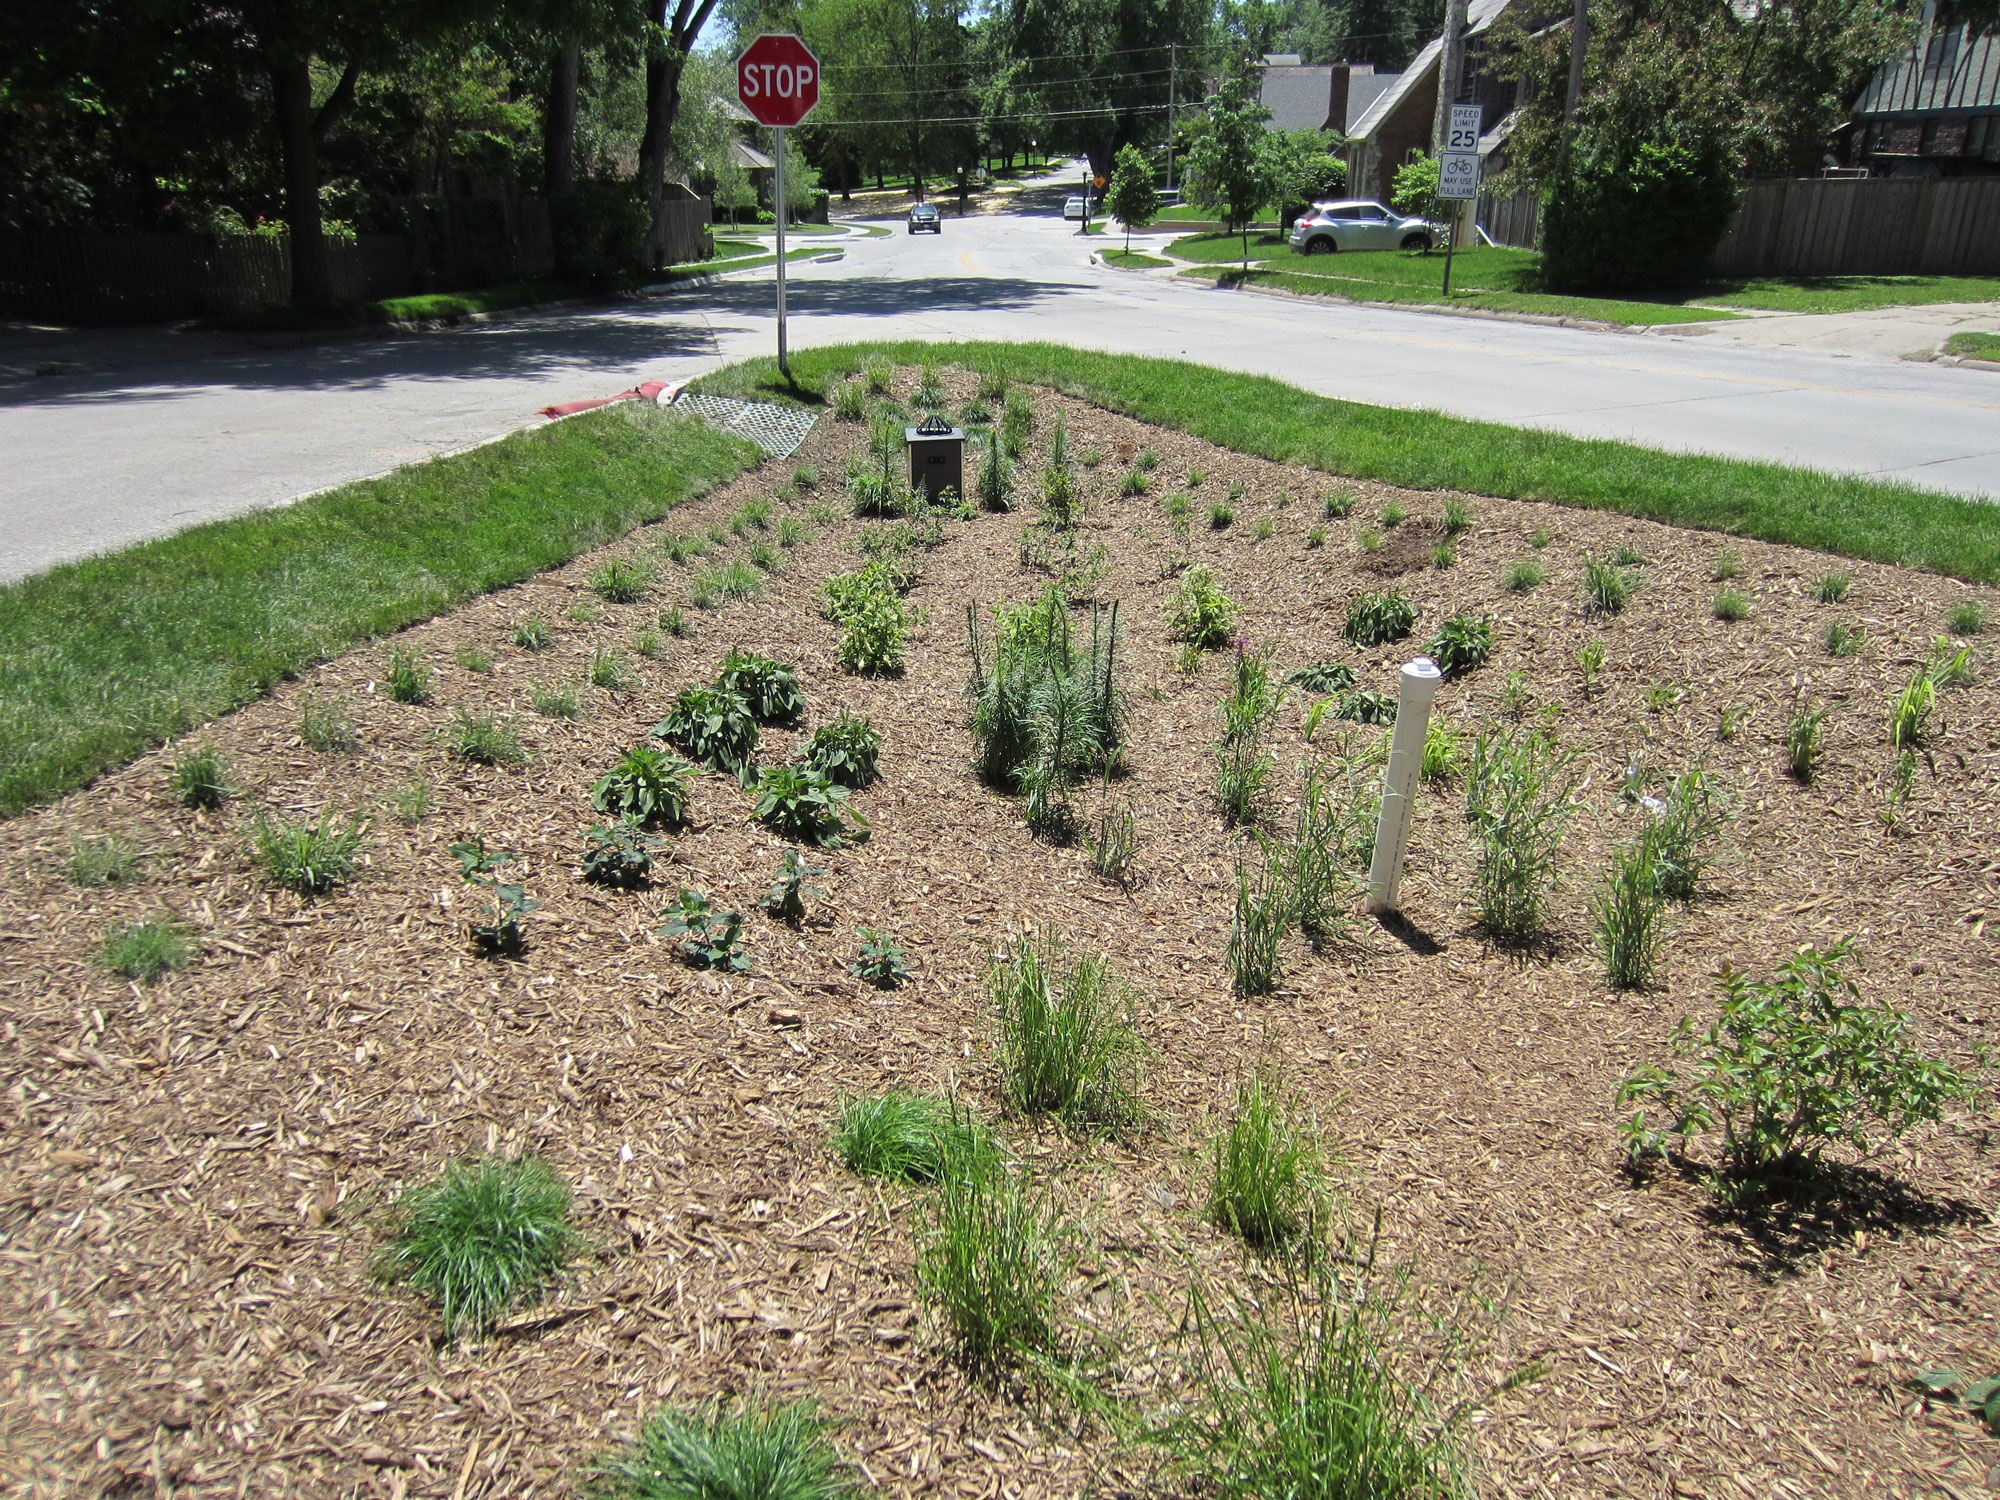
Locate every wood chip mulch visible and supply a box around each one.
[2,369,1996,1499]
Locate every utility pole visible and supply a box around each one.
[1430,0,1472,290]
[1166,43,1178,194]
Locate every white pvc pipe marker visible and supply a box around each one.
[1365,656,1443,915]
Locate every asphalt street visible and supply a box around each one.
[4,172,1998,582]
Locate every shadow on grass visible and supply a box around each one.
[1628,1154,1985,1276]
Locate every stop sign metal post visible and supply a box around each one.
[737,34,821,379]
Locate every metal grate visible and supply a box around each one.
[670,392,820,459]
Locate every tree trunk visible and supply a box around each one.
[638,48,692,270]
[545,42,581,201]
[270,59,333,310]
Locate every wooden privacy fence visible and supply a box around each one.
[1477,191,1542,249]
[1711,177,2000,278]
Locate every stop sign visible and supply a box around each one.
[737,35,820,128]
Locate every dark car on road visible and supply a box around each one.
[908,202,941,234]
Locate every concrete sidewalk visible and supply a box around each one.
[1648,299,2000,363]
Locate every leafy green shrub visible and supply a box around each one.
[834,1093,990,1185]
[661,888,750,972]
[753,765,865,847]
[1207,1072,1324,1252]
[918,1158,1064,1373]
[1543,138,1739,293]
[1503,559,1545,593]
[252,809,367,896]
[718,649,804,724]
[656,686,759,783]
[374,1156,582,1340]
[1812,571,1851,604]
[1287,662,1356,696]
[581,818,666,889]
[1465,727,1578,942]
[172,743,232,809]
[102,919,197,982]
[1228,857,1290,995]
[1335,688,1397,725]
[1167,565,1239,649]
[1617,939,1978,1182]
[451,837,535,955]
[1422,615,1491,677]
[838,593,916,676]
[588,1396,853,1500]
[450,708,526,766]
[850,927,910,988]
[511,613,554,649]
[591,745,694,825]
[590,556,653,603]
[761,850,823,925]
[1592,837,1668,991]
[1581,555,1636,615]
[989,925,1142,1128]
[385,646,433,705]
[1343,589,1417,648]
[795,711,881,788]
[299,693,358,754]
[967,594,1123,832]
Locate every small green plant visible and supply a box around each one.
[1253,515,1275,541]
[792,463,819,491]
[1465,727,1578,942]
[1216,739,1273,824]
[1709,547,1742,582]
[776,515,810,550]
[1882,748,1921,828]
[753,765,865,847]
[976,429,1012,511]
[661,888,750,972]
[1226,479,1246,503]
[1715,700,1752,741]
[1422,615,1491,677]
[385,646,433,705]
[989,925,1142,1128]
[1343,589,1418,648]
[1812,571,1851,604]
[1167,565,1240,650]
[1334,687,1397,725]
[1305,525,1325,548]
[298,693,358,754]
[656,685,760,782]
[833,1093,988,1185]
[394,778,433,824]
[252,809,368,896]
[1823,620,1862,657]
[591,745,693,826]
[960,396,993,425]
[737,496,774,532]
[1420,718,1463,784]
[917,1156,1064,1373]
[1322,488,1352,519]
[1207,1072,1324,1253]
[1785,697,1831,781]
[1227,857,1290,995]
[510,614,553,649]
[172,744,231,809]
[691,560,760,607]
[1592,836,1668,991]
[1947,600,1986,636]
[1287,662,1356,696]
[748,538,781,572]
[1650,763,1734,900]
[1617,939,1978,1184]
[718,649,804,724]
[659,603,691,638]
[1576,640,1605,696]
[634,629,663,660]
[1926,635,1977,688]
[589,647,632,692]
[1121,467,1151,498]
[581,818,665,889]
[851,927,910,988]
[1528,525,1551,548]
[529,682,582,718]
[658,531,708,565]
[794,711,881,788]
[588,1396,852,1500]
[864,360,893,394]
[564,599,599,625]
[761,849,823,926]
[1379,501,1407,528]
[102,918,197,982]
[1220,645,1283,745]
[1430,541,1455,570]
[1494,668,1531,718]
[1612,544,1646,567]
[1441,497,1472,535]
[1502,558,1544,592]
[1136,447,1158,471]
[1888,665,1936,750]
[1357,528,1381,554]
[832,377,868,420]
[374,1156,582,1340]
[1090,799,1139,884]
[836,591,915,675]
[591,556,653,603]
[1581,555,1636,615]
[451,837,534,955]
[450,708,525,766]
[1641,682,1684,715]
[1208,500,1235,529]
[686,574,719,610]
[1711,587,1750,622]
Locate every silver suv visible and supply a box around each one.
[1288,200,1436,254]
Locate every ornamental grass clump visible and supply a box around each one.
[253,809,367,896]
[1206,1072,1327,1255]
[966,591,1124,835]
[66,833,142,888]
[374,1155,584,1341]
[102,919,197,982]
[988,925,1142,1129]
[1465,726,1578,943]
[1648,763,1734,901]
[1591,835,1669,991]
[917,1155,1066,1376]
[587,1396,854,1500]
[1617,939,1979,1188]
[833,1093,994,1186]
[172,742,232,809]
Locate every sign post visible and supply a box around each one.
[736,34,821,381]
[1437,105,1482,298]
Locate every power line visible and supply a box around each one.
[817,101,1176,127]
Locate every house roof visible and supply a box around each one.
[1260,66,1337,131]
[732,140,775,170]
[1345,68,1399,130]
[1347,0,1516,142]
[1853,25,2000,115]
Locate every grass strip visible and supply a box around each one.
[691,340,2000,585]
[0,403,756,815]
[1179,261,1733,327]
[651,245,835,285]
[1946,330,2000,362]
[1101,250,1172,269]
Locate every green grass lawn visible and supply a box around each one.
[1156,204,1276,225]
[1696,274,2000,313]
[696,341,2000,586]
[1944,330,2000,360]
[1101,249,1172,269]
[0,405,756,815]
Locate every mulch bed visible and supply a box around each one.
[2,368,1996,1499]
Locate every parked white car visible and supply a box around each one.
[1287,200,1436,254]
[1063,194,1089,221]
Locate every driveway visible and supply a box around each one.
[4,174,1998,583]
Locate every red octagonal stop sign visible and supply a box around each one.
[737,34,820,128]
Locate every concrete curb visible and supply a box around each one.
[1179,269,1653,336]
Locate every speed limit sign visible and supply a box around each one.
[1446,104,1482,153]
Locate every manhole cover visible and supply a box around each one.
[671,393,819,459]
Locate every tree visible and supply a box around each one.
[1184,64,1274,268]
[1105,142,1159,251]
[1260,126,1344,228]
[637,0,728,270]
[1389,152,1442,231]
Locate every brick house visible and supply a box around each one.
[1342,0,1523,201]
[1847,17,2000,177]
